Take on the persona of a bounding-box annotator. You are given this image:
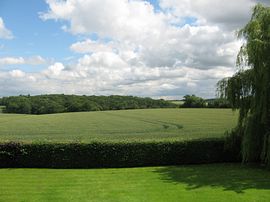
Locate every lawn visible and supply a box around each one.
[0,108,237,143]
[0,164,269,202]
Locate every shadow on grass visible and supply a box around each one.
[153,163,270,193]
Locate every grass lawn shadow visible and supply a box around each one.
[153,163,270,193]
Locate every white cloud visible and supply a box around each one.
[160,0,269,30]
[0,52,235,98]
[43,62,65,77]
[1,0,267,98]
[42,0,246,70]
[26,56,46,65]
[70,39,114,53]
[0,57,25,65]
[40,0,166,42]
[0,56,46,66]
[0,17,13,39]
[9,69,26,78]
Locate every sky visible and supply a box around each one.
[0,0,269,99]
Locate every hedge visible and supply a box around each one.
[0,139,240,168]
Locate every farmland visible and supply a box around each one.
[0,108,237,143]
[1,164,270,202]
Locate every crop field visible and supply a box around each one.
[168,100,184,106]
[0,163,270,202]
[0,108,237,143]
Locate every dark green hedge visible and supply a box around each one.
[0,139,240,168]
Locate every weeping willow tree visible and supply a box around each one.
[217,4,270,166]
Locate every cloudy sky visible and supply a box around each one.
[0,0,269,99]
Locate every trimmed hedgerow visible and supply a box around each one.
[0,139,240,168]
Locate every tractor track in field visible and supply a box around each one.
[103,112,183,131]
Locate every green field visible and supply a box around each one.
[1,109,269,202]
[0,164,269,202]
[0,108,237,143]
[168,100,184,106]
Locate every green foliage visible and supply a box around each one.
[1,94,176,114]
[170,98,231,108]
[206,98,231,108]
[182,94,206,108]
[0,109,237,143]
[4,96,32,114]
[217,4,270,167]
[0,139,239,168]
[224,127,242,161]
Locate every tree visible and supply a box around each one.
[217,4,270,166]
[182,94,205,108]
[5,96,31,114]
[206,98,230,108]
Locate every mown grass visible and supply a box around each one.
[0,164,269,202]
[0,109,237,143]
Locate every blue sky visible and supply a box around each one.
[0,0,267,98]
[0,0,160,61]
[0,0,77,70]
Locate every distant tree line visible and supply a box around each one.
[181,94,231,108]
[0,94,177,114]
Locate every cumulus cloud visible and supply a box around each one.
[9,69,26,78]
[0,57,25,66]
[43,62,65,77]
[1,0,267,98]
[0,52,235,98]
[0,17,13,39]
[0,56,46,66]
[40,0,166,41]
[42,0,247,70]
[159,0,257,30]
[26,56,46,65]
[70,39,114,53]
